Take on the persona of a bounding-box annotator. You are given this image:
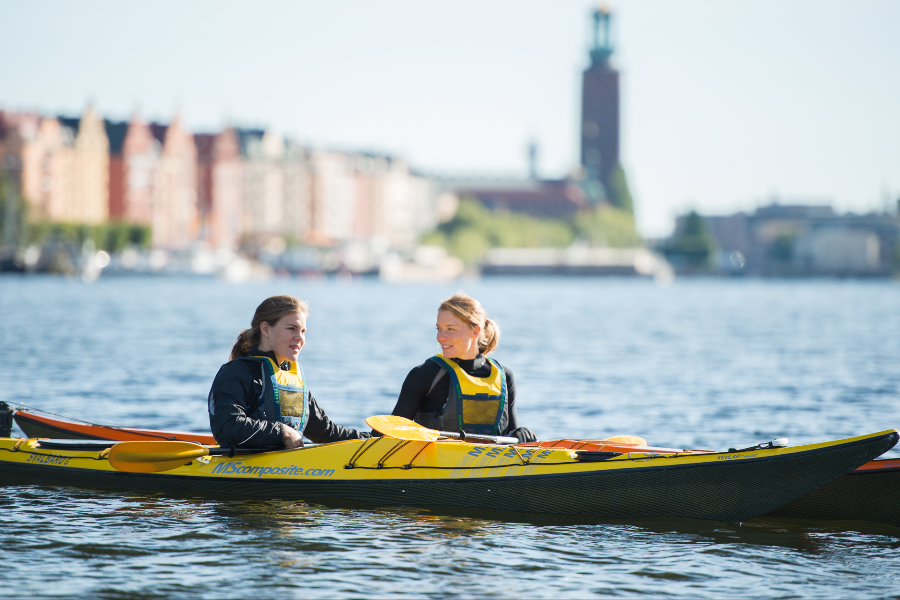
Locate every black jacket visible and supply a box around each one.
[208,348,370,448]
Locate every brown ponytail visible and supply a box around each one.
[229,295,309,360]
[438,293,501,355]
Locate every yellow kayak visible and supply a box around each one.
[1,429,896,522]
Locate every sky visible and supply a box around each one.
[2,0,898,237]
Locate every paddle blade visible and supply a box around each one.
[108,441,210,473]
[602,435,648,446]
[366,415,439,442]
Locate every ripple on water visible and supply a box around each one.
[2,278,900,598]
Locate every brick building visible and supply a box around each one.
[450,179,589,220]
[150,116,198,249]
[106,115,159,225]
[195,128,243,250]
[4,105,445,255]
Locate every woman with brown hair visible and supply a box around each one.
[390,293,537,443]
[207,295,370,449]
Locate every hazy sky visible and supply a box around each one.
[2,0,898,236]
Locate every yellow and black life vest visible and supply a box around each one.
[415,354,508,435]
[238,355,310,434]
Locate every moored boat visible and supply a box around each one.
[0,429,896,523]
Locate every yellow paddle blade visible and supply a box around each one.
[108,441,211,473]
[366,415,440,442]
[602,435,648,446]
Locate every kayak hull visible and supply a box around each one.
[11,408,900,526]
[766,457,900,528]
[1,430,896,523]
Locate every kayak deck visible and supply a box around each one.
[13,409,217,444]
[1,430,896,523]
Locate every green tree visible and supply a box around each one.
[0,175,30,248]
[768,233,795,262]
[606,163,634,215]
[437,197,492,234]
[104,223,131,252]
[25,219,153,251]
[98,222,151,252]
[485,212,574,248]
[663,210,716,268]
[422,197,644,262]
[573,206,642,248]
[128,224,152,249]
[426,198,578,262]
[447,228,492,263]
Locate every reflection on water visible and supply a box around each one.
[2,485,898,599]
[1,276,899,598]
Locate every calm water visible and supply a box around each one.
[1,275,899,598]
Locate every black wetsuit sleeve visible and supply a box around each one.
[503,367,519,435]
[499,367,535,441]
[302,393,371,444]
[208,362,284,448]
[391,361,445,419]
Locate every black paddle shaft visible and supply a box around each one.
[439,430,519,445]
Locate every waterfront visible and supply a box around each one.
[1,276,899,598]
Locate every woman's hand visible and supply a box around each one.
[511,427,537,443]
[282,425,305,449]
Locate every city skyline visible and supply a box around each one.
[2,0,899,236]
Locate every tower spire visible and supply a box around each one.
[589,5,614,68]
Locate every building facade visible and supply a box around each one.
[282,140,311,245]
[0,111,53,217]
[106,115,159,225]
[3,105,446,256]
[150,117,198,249]
[59,106,109,224]
[195,128,243,250]
[676,203,900,277]
[308,150,357,245]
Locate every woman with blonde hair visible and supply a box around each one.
[207,295,370,449]
[390,293,537,443]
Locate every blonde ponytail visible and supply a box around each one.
[479,317,500,355]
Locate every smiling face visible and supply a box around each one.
[436,309,481,360]
[258,311,307,364]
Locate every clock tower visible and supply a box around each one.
[580,6,620,195]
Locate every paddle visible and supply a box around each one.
[107,441,272,473]
[366,415,520,445]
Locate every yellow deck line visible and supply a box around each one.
[1,429,895,482]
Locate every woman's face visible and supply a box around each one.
[259,312,307,363]
[436,310,480,360]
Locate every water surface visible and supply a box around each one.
[1,275,898,598]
